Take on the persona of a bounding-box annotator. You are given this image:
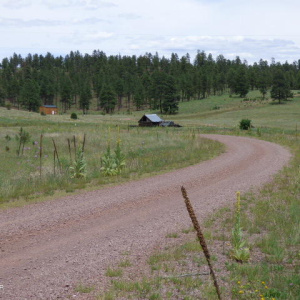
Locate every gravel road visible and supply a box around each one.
[0,135,291,299]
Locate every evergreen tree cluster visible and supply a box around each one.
[0,50,298,113]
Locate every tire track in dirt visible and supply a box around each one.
[0,135,291,299]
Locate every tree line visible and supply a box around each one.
[0,50,298,114]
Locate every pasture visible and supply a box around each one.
[0,107,223,206]
[0,90,299,207]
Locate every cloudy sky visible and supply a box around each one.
[1,0,300,64]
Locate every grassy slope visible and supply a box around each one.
[174,90,300,130]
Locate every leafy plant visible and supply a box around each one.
[231,191,250,263]
[70,112,78,120]
[69,149,87,178]
[100,140,126,176]
[239,119,252,130]
[15,127,31,156]
[100,144,119,176]
[114,139,126,172]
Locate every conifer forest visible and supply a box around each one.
[0,50,298,114]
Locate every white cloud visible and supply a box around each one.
[42,0,116,9]
[63,30,114,46]
[2,0,32,9]
[0,17,62,27]
[71,18,108,25]
[85,31,114,40]
[118,13,140,20]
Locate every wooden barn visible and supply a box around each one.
[40,105,58,115]
[138,114,164,126]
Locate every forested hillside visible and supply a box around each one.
[0,50,299,114]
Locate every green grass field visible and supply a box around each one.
[173,90,300,130]
[0,106,224,206]
[0,90,299,206]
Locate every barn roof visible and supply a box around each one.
[144,114,163,122]
[41,105,57,108]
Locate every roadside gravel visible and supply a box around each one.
[0,135,291,299]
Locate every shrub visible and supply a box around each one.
[70,112,78,120]
[40,111,46,116]
[69,149,87,179]
[100,140,126,176]
[239,119,252,130]
[6,103,11,110]
[100,145,118,176]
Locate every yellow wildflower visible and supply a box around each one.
[239,290,244,294]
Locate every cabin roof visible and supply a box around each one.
[143,114,163,122]
[41,105,57,108]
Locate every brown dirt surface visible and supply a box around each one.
[0,135,291,299]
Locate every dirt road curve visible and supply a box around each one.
[0,135,291,299]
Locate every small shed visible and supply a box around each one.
[138,114,164,126]
[40,105,58,115]
[160,121,182,127]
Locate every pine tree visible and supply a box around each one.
[271,70,292,104]
[133,79,145,110]
[161,75,179,114]
[19,79,41,111]
[235,68,249,97]
[257,71,269,99]
[79,82,92,114]
[39,70,55,104]
[0,86,5,106]
[60,75,73,112]
[99,84,116,113]
[150,71,166,111]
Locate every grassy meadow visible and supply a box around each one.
[169,90,300,130]
[0,107,223,206]
[1,90,299,299]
